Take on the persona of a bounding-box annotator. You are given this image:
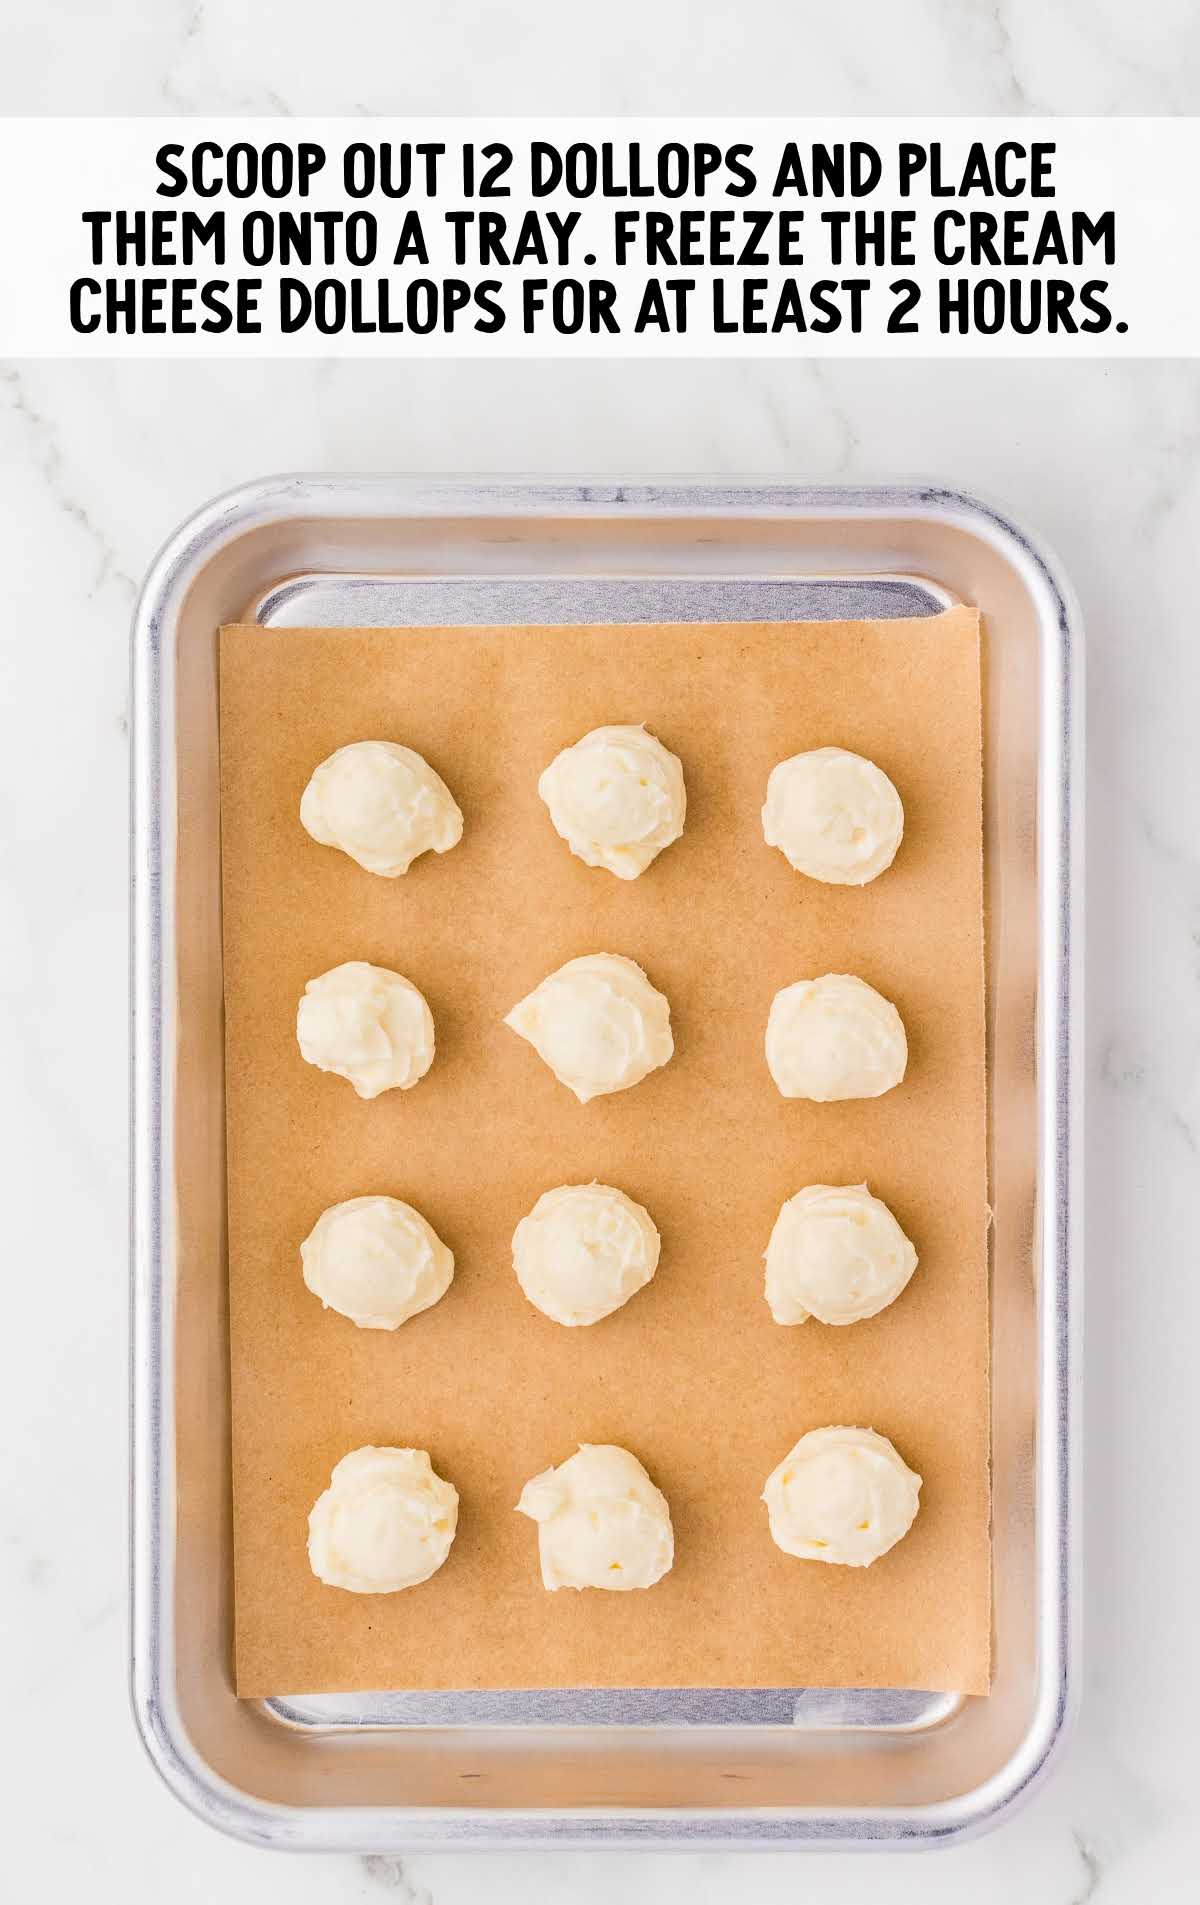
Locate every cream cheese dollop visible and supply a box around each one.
[763,746,903,885]
[300,740,463,877]
[307,1446,459,1593]
[765,1184,917,1326]
[512,1183,660,1326]
[301,1195,454,1330]
[765,973,907,1101]
[516,1444,674,1591]
[538,724,686,879]
[762,1427,922,1567]
[297,961,435,1099]
[504,953,673,1102]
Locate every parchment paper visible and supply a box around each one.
[219,610,989,1698]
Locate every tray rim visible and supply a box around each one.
[129,474,1083,1851]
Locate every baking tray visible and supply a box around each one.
[130,477,1082,1850]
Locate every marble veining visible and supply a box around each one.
[6,345,1199,1904]
[361,1856,435,1902]
[3,0,1198,115]
[2,4,1200,1899]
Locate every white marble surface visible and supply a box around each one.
[4,4,1200,1901]
[5,0,1200,115]
[6,345,1200,1905]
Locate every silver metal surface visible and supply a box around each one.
[130,477,1082,1851]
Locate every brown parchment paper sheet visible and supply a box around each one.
[219,610,989,1698]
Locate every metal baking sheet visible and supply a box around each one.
[253,564,960,1731]
[130,478,1082,1850]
